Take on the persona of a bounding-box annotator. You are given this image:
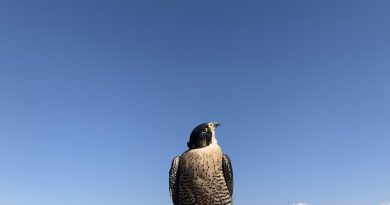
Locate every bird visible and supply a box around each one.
[169,122,234,205]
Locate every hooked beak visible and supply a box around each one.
[213,122,220,128]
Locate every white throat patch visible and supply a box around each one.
[210,129,218,145]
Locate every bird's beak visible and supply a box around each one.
[213,122,220,128]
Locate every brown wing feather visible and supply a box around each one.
[169,156,180,203]
[222,154,234,196]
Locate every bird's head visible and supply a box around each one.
[187,122,220,149]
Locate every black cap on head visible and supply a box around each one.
[187,122,220,149]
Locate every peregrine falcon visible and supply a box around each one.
[169,122,234,205]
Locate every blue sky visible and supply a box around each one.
[1,1,389,205]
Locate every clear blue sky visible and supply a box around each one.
[1,1,389,205]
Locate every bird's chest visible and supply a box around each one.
[176,144,232,204]
[181,145,223,180]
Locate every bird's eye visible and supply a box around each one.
[202,128,208,133]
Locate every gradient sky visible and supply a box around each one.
[1,1,390,205]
